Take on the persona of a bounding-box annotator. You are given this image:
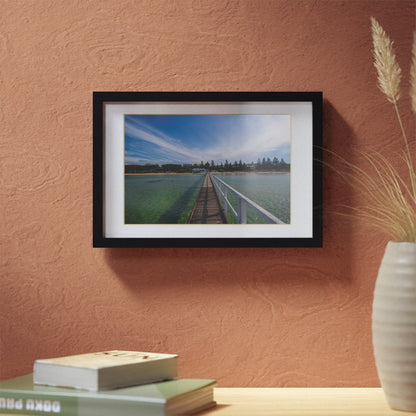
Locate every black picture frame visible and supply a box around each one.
[93,91,322,248]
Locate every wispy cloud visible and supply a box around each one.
[125,114,290,165]
[125,117,203,164]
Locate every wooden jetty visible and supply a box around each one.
[188,174,229,224]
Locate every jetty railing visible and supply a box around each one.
[209,172,284,224]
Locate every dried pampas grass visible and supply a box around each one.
[327,18,416,242]
[411,30,416,113]
[371,17,402,104]
[325,149,416,242]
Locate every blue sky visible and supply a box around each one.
[125,114,291,166]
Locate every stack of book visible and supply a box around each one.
[0,350,216,415]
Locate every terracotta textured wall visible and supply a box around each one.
[1,0,415,387]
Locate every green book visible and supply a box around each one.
[0,374,216,416]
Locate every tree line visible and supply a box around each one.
[125,156,290,174]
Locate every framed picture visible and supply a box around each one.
[93,91,322,247]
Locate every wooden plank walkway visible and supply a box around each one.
[188,174,229,224]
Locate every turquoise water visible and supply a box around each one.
[125,173,290,225]
[214,173,290,224]
[125,174,204,224]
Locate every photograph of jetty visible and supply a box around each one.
[124,114,291,225]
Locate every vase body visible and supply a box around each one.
[372,241,416,412]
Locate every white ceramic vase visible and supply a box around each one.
[372,241,416,412]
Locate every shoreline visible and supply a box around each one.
[125,171,290,176]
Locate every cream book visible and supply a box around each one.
[33,351,178,391]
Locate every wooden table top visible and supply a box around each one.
[199,387,414,415]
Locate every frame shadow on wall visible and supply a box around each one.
[102,99,357,289]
